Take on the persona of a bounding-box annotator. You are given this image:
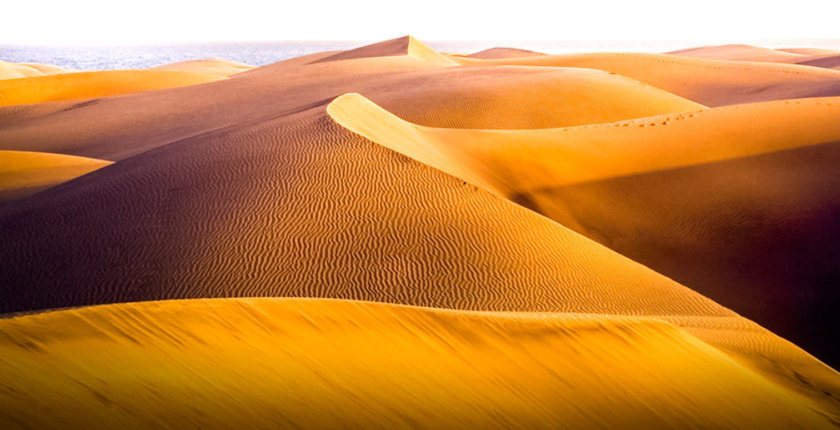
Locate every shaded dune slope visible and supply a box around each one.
[0,101,838,419]
[0,70,225,106]
[0,150,111,202]
[0,298,834,429]
[454,52,840,105]
[0,61,702,160]
[329,94,840,371]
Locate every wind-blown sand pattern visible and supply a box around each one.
[0,299,835,429]
[1,36,839,428]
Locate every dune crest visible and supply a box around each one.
[0,60,69,80]
[0,298,835,429]
[314,35,457,66]
[468,47,546,59]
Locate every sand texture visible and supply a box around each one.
[1,37,839,428]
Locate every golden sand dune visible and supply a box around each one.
[330,93,840,191]
[667,44,806,63]
[0,70,225,106]
[468,47,546,59]
[153,58,254,77]
[454,51,840,106]
[0,60,68,80]
[1,37,840,425]
[329,93,840,372]
[0,298,834,429]
[1,94,838,418]
[0,57,702,160]
[0,150,110,202]
[314,35,457,66]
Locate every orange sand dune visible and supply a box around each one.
[0,57,701,160]
[780,48,839,56]
[314,35,457,66]
[0,150,110,202]
[667,44,806,63]
[454,51,840,105]
[1,92,838,418]
[0,298,834,429]
[468,47,546,59]
[0,60,68,80]
[153,58,254,77]
[329,93,840,371]
[798,55,840,70]
[0,69,225,106]
[330,93,840,192]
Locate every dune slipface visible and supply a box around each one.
[1,37,839,428]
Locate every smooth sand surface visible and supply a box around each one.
[454,52,840,106]
[0,150,110,202]
[0,70,225,106]
[153,58,254,77]
[0,298,835,429]
[1,37,839,427]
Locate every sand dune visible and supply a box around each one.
[798,55,840,70]
[0,59,702,160]
[667,44,806,63]
[0,298,834,429]
[329,93,840,370]
[0,60,68,80]
[1,37,840,426]
[468,47,546,59]
[153,58,254,77]
[0,150,111,202]
[780,48,839,56]
[454,51,840,105]
[0,70,225,106]
[314,35,457,66]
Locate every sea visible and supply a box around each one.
[2,40,840,70]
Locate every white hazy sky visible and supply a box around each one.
[4,0,839,45]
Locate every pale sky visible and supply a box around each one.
[4,0,839,45]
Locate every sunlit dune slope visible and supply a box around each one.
[153,58,254,77]
[329,93,840,370]
[454,52,840,105]
[0,59,702,160]
[314,35,457,66]
[0,60,68,80]
[667,44,806,63]
[468,47,546,59]
[0,150,110,202]
[1,100,839,418]
[329,93,840,192]
[0,70,224,106]
[0,298,834,429]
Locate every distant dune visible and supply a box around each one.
[1,37,840,427]
[468,47,546,59]
[153,58,254,77]
[454,52,840,106]
[0,298,835,429]
[0,70,224,106]
[0,60,69,80]
[667,44,806,63]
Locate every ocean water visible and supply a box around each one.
[2,40,839,70]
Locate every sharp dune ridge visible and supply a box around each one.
[1,36,840,427]
[0,150,111,202]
